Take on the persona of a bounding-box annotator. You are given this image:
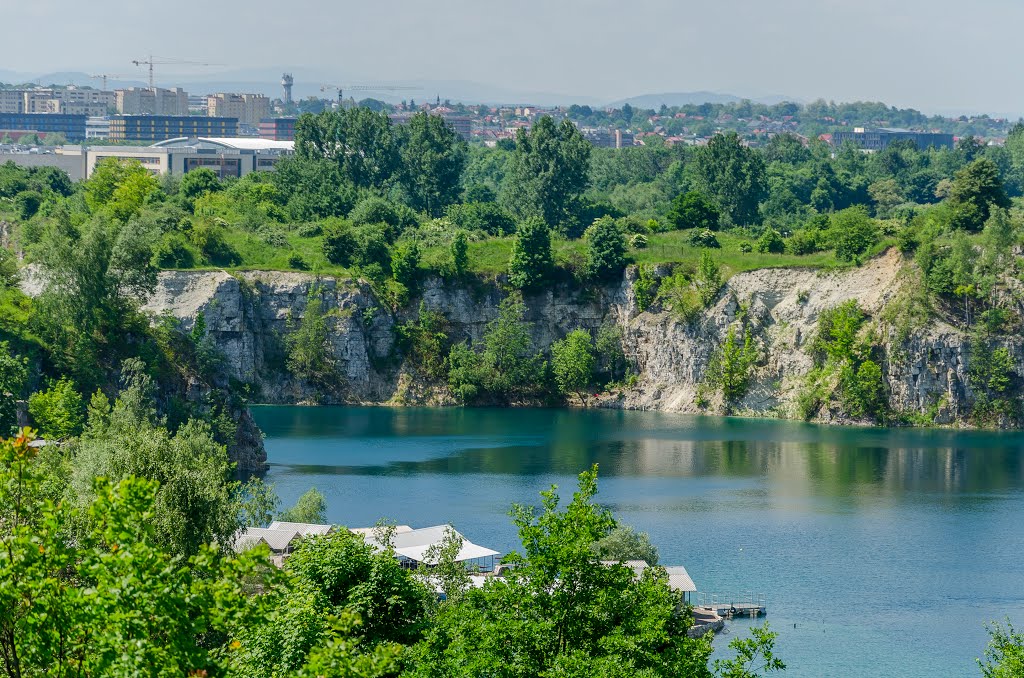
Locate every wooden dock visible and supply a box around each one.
[695,592,767,619]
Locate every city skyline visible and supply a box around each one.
[3,0,1024,117]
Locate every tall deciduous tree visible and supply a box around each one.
[399,112,468,216]
[294,109,399,190]
[688,132,767,226]
[502,116,591,232]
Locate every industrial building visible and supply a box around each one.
[207,93,271,127]
[81,136,294,178]
[831,127,954,151]
[0,113,88,141]
[115,87,189,116]
[108,115,238,142]
[258,117,297,141]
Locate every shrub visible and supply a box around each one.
[738,242,753,253]
[785,228,823,255]
[756,228,785,254]
[629,233,648,249]
[839,359,886,420]
[322,219,358,267]
[830,206,878,262]
[688,228,721,248]
[349,195,416,231]
[696,251,722,307]
[152,232,196,269]
[288,253,308,270]
[704,326,757,409]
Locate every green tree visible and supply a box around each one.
[451,230,469,277]
[508,217,553,291]
[72,375,240,558]
[947,158,1011,232]
[0,343,28,436]
[667,191,721,231]
[688,132,767,226]
[713,625,786,678]
[696,251,723,307]
[399,112,468,216]
[84,158,161,222]
[286,288,337,390]
[585,216,627,281]
[27,377,84,440]
[830,206,878,261]
[390,242,421,290]
[178,167,222,201]
[551,329,596,405]
[503,116,592,232]
[408,467,717,677]
[705,326,757,409]
[35,213,158,386]
[0,432,268,678]
[755,228,785,254]
[294,109,400,190]
[278,487,328,524]
[980,621,1024,678]
[593,525,660,566]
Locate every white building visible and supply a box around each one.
[116,87,189,116]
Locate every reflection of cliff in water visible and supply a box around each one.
[253,406,1024,497]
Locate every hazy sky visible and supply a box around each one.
[4,0,1021,115]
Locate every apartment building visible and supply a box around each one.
[207,93,271,127]
[115,87,189,116]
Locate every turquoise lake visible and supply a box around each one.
[250,405,1024,677]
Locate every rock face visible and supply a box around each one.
[140,250,1018,426]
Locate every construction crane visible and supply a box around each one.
[131,55,222,89]
[319,84,420,109]
[89,74,129,90]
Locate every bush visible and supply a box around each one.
[738,242,753,253]
[785,228,824,255]
[687,228,721,248]
[152,232,196,269]
[451,230,469,277]
[15,190,43,220]
[839,359,886,420]
[349,195,417,231]
[696,251,722,307]
[703,326,757,410]
[756,228,785,254]
[629,233,648,249]
[445,201,516,236]
[288,253,308,270]
[551,329,596,404]
[28,377,84,440]
[322,218,358,267]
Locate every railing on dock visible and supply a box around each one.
[696,591,767,618]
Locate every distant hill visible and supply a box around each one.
[606,91,801,110]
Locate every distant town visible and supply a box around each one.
[0,72,1017,182]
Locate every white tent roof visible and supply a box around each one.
[599,560,697,593]
[364,525,499,565]
[269,521,334,537]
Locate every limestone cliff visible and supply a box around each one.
[139,250,1021,427]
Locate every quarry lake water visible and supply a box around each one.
[251,405,1024,677]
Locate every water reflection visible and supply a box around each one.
[252,406,1024,498]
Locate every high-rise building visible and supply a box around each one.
[207,93,271,127]
[389,111,473,141]
[108,115,238,142]
[115,87,189,116]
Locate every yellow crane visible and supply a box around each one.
[319,84,420,109]
[131,55,222,89]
